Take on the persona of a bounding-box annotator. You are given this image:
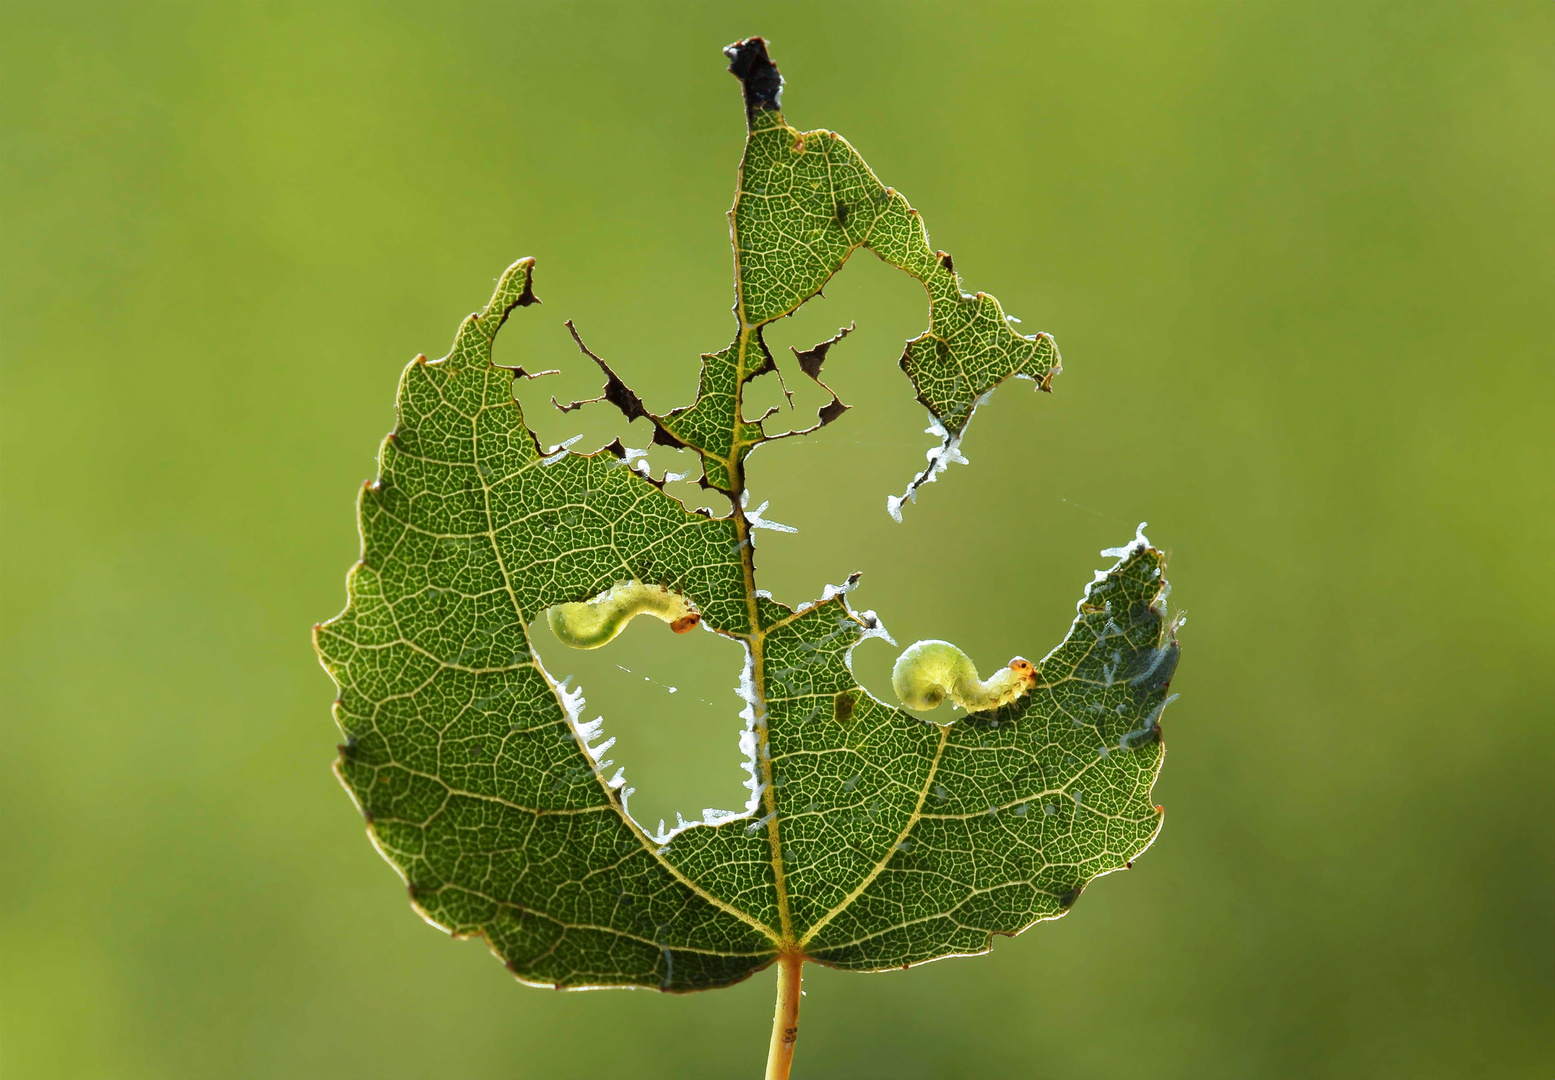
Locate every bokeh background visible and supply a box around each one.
[3,3,1550,1078]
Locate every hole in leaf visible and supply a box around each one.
[528,614,751,835]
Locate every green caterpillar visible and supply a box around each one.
[892,640,1037,716]
[546,581,701,650]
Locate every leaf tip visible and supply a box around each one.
[725,37,783,122]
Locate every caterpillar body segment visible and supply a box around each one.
[891,639,1037,718]
[546,581,701,650]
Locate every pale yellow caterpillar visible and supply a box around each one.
[546,582,701,650]
[891,640,1037,716]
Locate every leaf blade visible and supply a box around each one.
[316,40,1177,994]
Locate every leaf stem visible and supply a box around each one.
[765,952,803,1080]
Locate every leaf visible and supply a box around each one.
[314,38,1177,994]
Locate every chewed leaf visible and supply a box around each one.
[314,38,1176,995]
[549,38,1059,513]
[733,534,1170,968]
[315,261,772,989]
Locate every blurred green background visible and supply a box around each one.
[2,3,1550,1077]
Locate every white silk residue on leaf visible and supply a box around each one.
[740,489,797,535]
[886,391,996,522]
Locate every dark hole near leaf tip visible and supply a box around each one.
[725,37,783,121]
[1058,885,1083,909]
